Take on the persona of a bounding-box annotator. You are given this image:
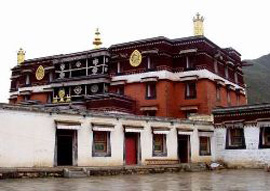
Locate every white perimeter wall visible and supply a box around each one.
[215,126,270,167]
[0,109,214,167]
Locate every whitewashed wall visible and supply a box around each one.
[0,110,55,167]
[0,108,214,167]
[215,126,270,167]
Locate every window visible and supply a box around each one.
[153,134,167,156]
[143,110,156,116]
[116,62,122,74]
[25,74,30,85]
[225,66,229,79]
[49,72,53,82]
[226,128,246,149]
[259,127,270,148]
[199,136,211,156]
[227,89,231,106]
[92,131,111,157]
[216,85,221,101]
[214,60,219,73]
[234,72,238,84]
[185,82,196,99]
[185,56,195,70]
[147,56,155,70]
[116,86,124,95]
[236,94,240,105]
[146,83,156,99]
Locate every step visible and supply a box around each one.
[63,168,88,178]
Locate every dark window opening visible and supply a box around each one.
[185,56,195,70]
[147,57,155,71]
[153,134,167,156]
[146,83,156,99]
[199,136,211,156]
[226,128,246,149]
[185,82,196,99]
[143,110,156,116]
[259,127,270,149]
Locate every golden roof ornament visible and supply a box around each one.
[17,48,25,65]
[193,13,204,36]
[93,28,102,49]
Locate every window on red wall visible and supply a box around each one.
[146,83,156,99]
[216,85,221,101]
[227,89,231,106]
[185,82,196,99]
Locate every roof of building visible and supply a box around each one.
[212,103,270,115]
[0,103,212,126]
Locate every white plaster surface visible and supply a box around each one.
[215,126,270,167]
[0,108,214,167]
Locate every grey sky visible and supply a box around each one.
[0,0,269,102]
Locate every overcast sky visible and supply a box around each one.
[0,0,269,103]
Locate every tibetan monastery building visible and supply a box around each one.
[9,13,246,119]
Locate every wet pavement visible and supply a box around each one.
[0,169,270,191]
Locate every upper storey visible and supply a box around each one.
[10,48,110,91]
[109,35,244,87]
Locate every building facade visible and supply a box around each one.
[9,14,246,119]
[213,104,270,167]
[0,104,213,167]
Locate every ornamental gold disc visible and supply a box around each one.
[35,65,45,80]
[129,50,142,67]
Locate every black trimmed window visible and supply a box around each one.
[153,134,167,156]
[185,56,195,70]
[199,136,211,156]
[92,131,111,157]
[116,62,122,74]
[185,82,196,99]
[226,128,246,149]
[147,56,155,71]
[146,83,156,99]
[259,127,270,149]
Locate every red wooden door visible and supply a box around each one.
[125,133,137,165]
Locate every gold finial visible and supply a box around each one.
[193,13,204,36]
[93,28,102,49]
[17,48,25,65]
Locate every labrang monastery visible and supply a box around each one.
[1,13,268,168]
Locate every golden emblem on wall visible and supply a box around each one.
[58,89,65,102]
[129,50,142,67]
[35,65,45,80]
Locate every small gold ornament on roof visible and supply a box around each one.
[17,48,25,65]
[93,28,102,49]
[129,50,142,67]
[193,12,204,36]
[58,89,65,103]
[35,65,45,80]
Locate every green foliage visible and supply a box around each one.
[243,54,270,104]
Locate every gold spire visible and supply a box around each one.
[17,48,25,65]
[93,28,102,49]
[193,13,204,36]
